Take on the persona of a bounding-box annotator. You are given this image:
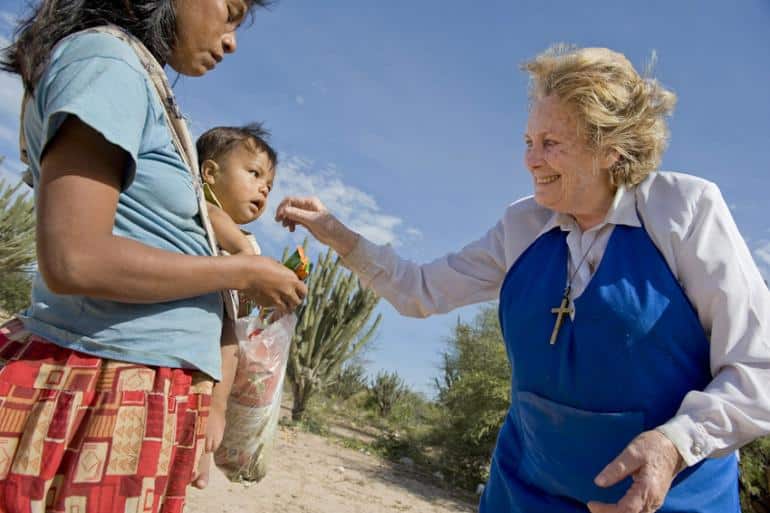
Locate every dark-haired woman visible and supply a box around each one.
[0,2,306,511]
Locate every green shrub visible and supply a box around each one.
[0,271,32,314]
[0,172,35,318]
[0,176,35,277]
[369,371,407,417]
[327,362,369,400]
[740,436,770,512]
[388,389,441,429]
[430,304,510,489]
[371,430,428,465]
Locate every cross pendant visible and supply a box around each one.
[549,289,574,345]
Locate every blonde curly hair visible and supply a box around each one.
[522,45,677,186]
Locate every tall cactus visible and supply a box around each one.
[286,245,381,421]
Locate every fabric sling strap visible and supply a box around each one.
[17,24,240,319]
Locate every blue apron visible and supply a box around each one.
[484,224,740,512]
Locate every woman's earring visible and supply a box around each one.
[201,160,224,208]
[203,182,224,208]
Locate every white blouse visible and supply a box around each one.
[342,171,770,467]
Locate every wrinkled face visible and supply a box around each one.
[204,144,275,225]
[169,0,248,76]
[524,95,616,228]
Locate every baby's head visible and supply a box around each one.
[196,123,277,225]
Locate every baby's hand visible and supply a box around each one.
[192,406,226,489]
[192,453,213,489]
[205,405,226,454]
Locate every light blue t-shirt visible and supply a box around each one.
[19,31,223,379]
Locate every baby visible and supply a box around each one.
[193,122,280,487]
[199,123,277,257]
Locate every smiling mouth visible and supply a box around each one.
[536,175,560,185]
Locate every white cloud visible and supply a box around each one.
[247,156,417,253]
[295,95,305,106]
[405,227,423,239]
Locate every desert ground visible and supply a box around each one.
[186,414,476,513]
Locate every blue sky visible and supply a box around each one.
[1,1,769,396]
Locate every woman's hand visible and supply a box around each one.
[588,430,684,513]
[274,196,359,257]
[237,255,307,314]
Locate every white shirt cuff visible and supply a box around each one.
[656,415,713,467]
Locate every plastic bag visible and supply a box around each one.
[214,313,296,482]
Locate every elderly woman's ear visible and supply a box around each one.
[601,148,621,171]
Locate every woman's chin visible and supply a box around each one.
[167,60,209,77]
[183,65,209,77]
[533,191,558,210]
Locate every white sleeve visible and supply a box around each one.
[656,182,770,466]
[341,218,509,318]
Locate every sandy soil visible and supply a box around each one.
[186,424,476,513]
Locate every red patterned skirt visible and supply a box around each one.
[0,319,213,513]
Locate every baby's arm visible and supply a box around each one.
[207,202,255,255]
[194,318,238,488]
[208,317,239,451]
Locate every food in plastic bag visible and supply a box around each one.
[214,313,296,482]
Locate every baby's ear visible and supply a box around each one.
[200,160,220,185]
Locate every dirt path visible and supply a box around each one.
[186,425,476,513]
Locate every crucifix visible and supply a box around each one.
[549,286,574,345]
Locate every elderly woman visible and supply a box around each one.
[276,46,770,513]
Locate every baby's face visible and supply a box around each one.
[210,144,275,224]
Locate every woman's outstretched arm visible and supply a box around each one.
[275,195,540,317]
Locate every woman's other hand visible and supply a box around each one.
[275,196,359,257]
[588,430,684,513]
[238,255,307,315]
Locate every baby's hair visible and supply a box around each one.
[196,122,278,170]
